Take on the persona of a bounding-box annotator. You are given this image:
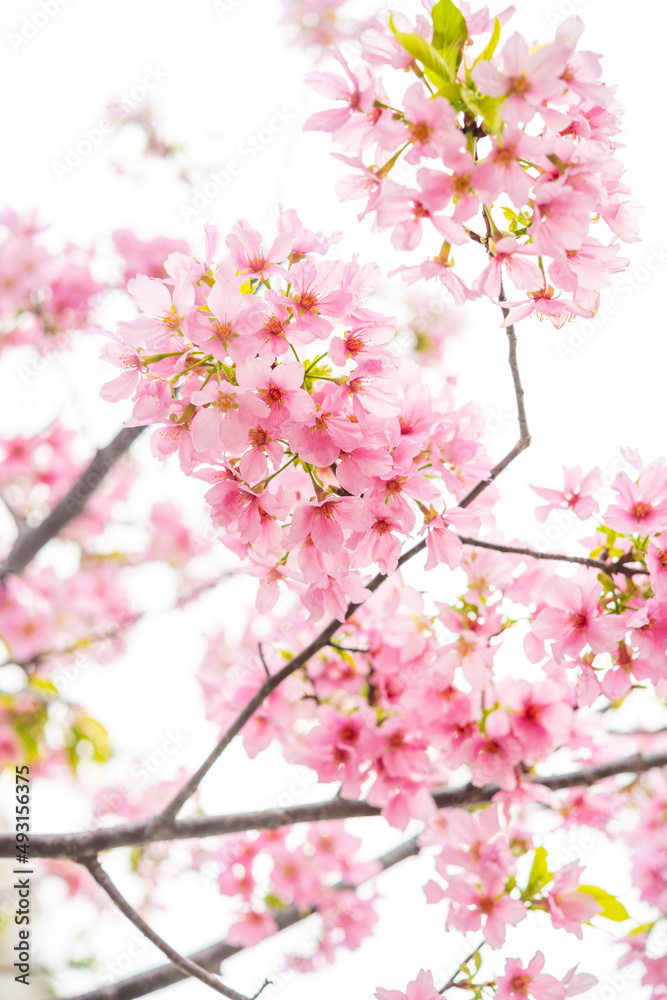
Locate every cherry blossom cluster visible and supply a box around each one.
[101,209,492,623]
[305,0,640,326]
[0,209,103,354]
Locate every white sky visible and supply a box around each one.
[0,0,666,997]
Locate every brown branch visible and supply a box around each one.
[62,836,420,1000]
[152,618,345,831]
[0,426,144,581]
[8,748,667,861]
[82,856,251,1000]
[457,535,648,578]
[438,939,485,995]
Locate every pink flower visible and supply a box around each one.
[288,258,353,339]
[474,237,544,299]
[546,862,601,937]
[501,286,592,329]
[206,478,292,550]
[504,679,571,761]
[301,569,371,622]
[532,578,625,662]
[423,506,478,571]
[401,82,458,164]
[225,219,291,280]
[375,969,440,1000]
[474,129,542,208]
[348,500,411,574]
[226,908,277,947]
[287,401,362,467]
[496,953,565,1000]
[418,149,480,224]
[446,874,527,948]
[647,534,667,598]
[374,181,464,251]
[605,461,667,534]
[118,272,194,343]
[531,465,602,523]
[300,704,374,798]
[239,426,284,483]
[192,278,264,362]
[561,965,597,997]
[627,599,667,669]
[99,338,144,402]
[472,32,570,125]
[336,445,393,495]
[468,708,522,789]
[287,496,368,554]
[236,359,315,427]
[190,379,268,453]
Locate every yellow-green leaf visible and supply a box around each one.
[431,0,468,79]
[524,847,553,898]
[578,885,630,922]
[389,16,452,86]
[473,18,501,66]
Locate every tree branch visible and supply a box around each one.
[81,855,251,1000]
[457,535,648,578]
[8,748,667,861]
[0,426,144,581]
[62,836,420,1000]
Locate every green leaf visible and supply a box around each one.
[303,361,333,392]
[473,18,501,66]
[389,15,453,86]
[461,88,505,134]
[523,847,553,899]
[578,885,630,922]
[431,0,468,79]
[435,81,463,107]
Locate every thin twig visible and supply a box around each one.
[82,856,251,1000]
[438,939,485,994]
[328,643,371,654]
[258,643,270,679]
[457,535,648,578]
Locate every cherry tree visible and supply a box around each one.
[1,2,666,999]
